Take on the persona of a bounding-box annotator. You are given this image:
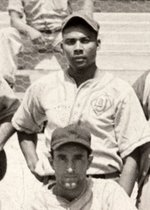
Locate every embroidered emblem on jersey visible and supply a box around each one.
[91,94,112,116]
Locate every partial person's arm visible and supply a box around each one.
[9,11,46,44]
[17,131,38,172]
[12,83,51,179]
[115,85,150,195]
[18,131,52,182]
[0,118,15,151]
[0,78,20,150]
[138,142,150,188]
[118,149,139,196]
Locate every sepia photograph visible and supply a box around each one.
[0,0,150,209]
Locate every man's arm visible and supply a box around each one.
[17,131,39,173]
[0,118,15,151]
[118,149,139,196]
[138,142,150,188]
[115,85,150,195]
[10,10,46,44]
[18,131,52,182]
[0,78,20,150]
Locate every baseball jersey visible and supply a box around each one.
[133,70,150,120]
[8,0,70,31]
[0,77,20,122]
[12,70,150,175]
[28,178,137,210]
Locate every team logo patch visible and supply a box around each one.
[91,94,112,116]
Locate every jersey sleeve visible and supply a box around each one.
[0,78,20,122]
[12,84,46,134]
[133,70,150,120]
[115,86,150,159]
[102,181,137,210]
[8,0,24,17]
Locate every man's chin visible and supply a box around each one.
[74,65,88,72]
[70,61,87,70]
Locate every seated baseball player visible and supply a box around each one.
[29,123,137,210]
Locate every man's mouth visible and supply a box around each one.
[64,182,77,189]
[74,56,86,62]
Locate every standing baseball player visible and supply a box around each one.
[28,123,137,210]
[12,13,150,197]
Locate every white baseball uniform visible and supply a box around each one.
[28,178,137,210]
[12,70,150,175]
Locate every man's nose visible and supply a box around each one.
[66,161,74,173]
[74,41,83,54]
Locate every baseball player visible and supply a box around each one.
[12,13,150,197]
[0,0,93,86]
[28,124,137,210]
[133,70,150,209]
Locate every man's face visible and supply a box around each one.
[51,143,92,191]
[62,24,99,71]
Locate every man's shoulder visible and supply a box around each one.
[95,71,134,98]
[96,70,132,88]
[90,177,118,188]
[28,71,65,91]
[87,178,122,203]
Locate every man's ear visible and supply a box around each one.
[48,155,54,170]
[87,154,93,169]
[97,39,101,48]
[61,42,64,52]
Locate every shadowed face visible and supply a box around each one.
[51,143,92,193]
[62,24,99,72]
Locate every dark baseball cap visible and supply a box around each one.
[62,12,100,34]
[51,124,92,152]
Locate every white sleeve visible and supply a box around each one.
[12,84,46,133]
[115,87,150,159]
[103,181,137,210]
[8,0,24,16]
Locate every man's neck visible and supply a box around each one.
[53,179,87,202]
[68,64,97,87]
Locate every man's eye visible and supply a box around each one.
[81,38,90,44]
[65,39,76,45]
[58,155,66,161]
[75,155,83,160]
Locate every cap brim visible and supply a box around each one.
[52,139,91,152]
